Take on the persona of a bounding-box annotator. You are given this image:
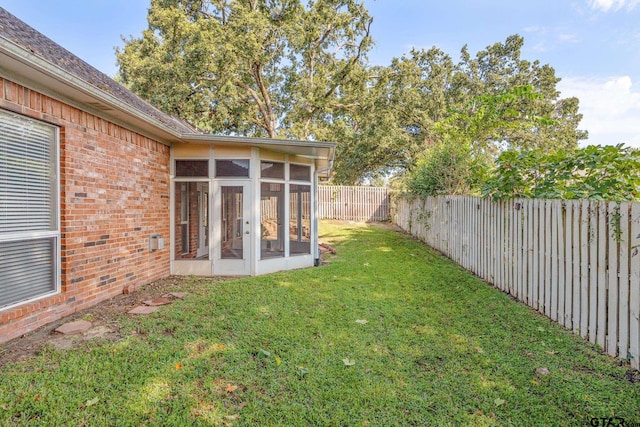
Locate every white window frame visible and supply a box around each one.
[0,110,61,311]
[179,182,190,255]
[173,158,210,257]
[288,162,312,183]
[287,162,312,257]
[214,158,251,179]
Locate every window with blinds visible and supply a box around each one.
[0,109,59,309]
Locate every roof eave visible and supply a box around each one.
[0,35,185,143]
[181,133,336,178]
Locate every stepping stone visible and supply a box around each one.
[49,337,75,350]
[55,320,92,335]
[84,326,112,340]
[128,306,159,315]
[143,297,172,306]
[162,292,187,299]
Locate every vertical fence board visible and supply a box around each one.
[607,201,619,356]
[597,203,607,348]
[478,201,493,277]
[572,201,581,332]
[509,201,515,297]
[462,197,467,269]
[551,200,560,322]
[580,200,590,339]
[558,200,566,327]
[589,201,598,344]
[515,201,522,300]
[618,202,630,360]
[496,200,503,291]
[477,198,482,276]
[526,200,534,305]
[532,199,540,310]
[477,197,482,276]
[465,197,471,271]
[503,200,508,293]
[473,197,478,275]
[565,201,573,329]
[519,200,526,301]
[519,201,525,301]
[545,201,552,317]
[539,199,547,312]
[468,197,474,273]
[630,204,640,370]
[492,200,500,283]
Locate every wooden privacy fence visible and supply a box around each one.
[394,195,640,369]
[318,186,390,221]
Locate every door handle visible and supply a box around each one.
[245,230,250,234]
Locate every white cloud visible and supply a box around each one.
[558,76,640,147]
[588,0,640,12]
[524,26,579,53]
[523,26,547,34]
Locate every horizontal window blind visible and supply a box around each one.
[0,238,56,308]
[0,111,57,234]
[0,109,59,309]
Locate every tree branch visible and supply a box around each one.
[252,62,276,137]
[235,80,272,136]
[326,18,371,99]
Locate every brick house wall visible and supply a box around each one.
[0,77,171,343]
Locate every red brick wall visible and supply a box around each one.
[0,78,171,343]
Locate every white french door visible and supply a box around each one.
[212,180,251,275]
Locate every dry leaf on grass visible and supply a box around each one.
[342,357,356,366]
[85,397,99,407]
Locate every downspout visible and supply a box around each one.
[314,152,334,267]
[313,169,320,267]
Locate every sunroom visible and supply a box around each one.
[170,135,335,277]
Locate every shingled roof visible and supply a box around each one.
[0,7,197,135]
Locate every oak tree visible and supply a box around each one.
[117,0,373,139]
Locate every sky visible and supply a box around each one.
[1,0,639,148]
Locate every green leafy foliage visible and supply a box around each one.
[335,35,587,183]
[404,84,554,197]
[117,0,373,139]
[117,4,587,184]
[482,144,640,201]
[405,141,484,197]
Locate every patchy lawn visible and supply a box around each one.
[1,222,639,426]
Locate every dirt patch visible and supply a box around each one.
[0,276,196,366]
[625,369,640,384]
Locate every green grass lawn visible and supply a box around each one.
[1,222,639,426]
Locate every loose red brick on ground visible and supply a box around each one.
[143,298,172,306]
[54,320,92,335]
[128,306,160,315]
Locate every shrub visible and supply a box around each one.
[482,144,640,201]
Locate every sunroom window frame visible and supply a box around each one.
[0,109,61,311]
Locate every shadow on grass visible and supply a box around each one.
[1,222,639,426]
